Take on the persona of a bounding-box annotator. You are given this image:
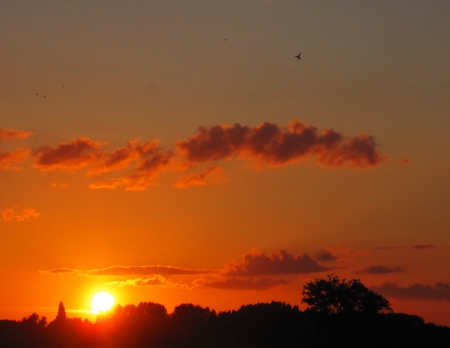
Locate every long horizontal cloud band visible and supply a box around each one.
[2,121,387,189]
[86,265,210,276]
[372,282,450,301]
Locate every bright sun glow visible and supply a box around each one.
[91,292,115,314]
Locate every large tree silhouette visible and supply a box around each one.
[302,274,392,314]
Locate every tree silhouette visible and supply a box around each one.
[302,274,392,314]
[56,301,67,321]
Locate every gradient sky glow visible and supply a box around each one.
[1,0,450,325]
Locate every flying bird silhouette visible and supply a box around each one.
[295,52,301,60]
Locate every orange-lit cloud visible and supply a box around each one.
[399,157,410,165]
[33,138,105,171]
[372,282,450,301]
[87,265,210,276]
[193,277,289,290]
[105,276,166,287]
[176,166,228,188]
[0,148,30,170]
[177,120,386,169]
[1,206,41,222]
[356,265,406,274]
[87,139,160,175]
[222,249,329,277]
[0,128,32,142]
[412,244,437,250]
[89,149,174,190]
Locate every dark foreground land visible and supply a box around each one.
[1,301,450,348]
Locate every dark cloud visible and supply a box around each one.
[315,249,338,262]
[412,244,437,250]
[176,166,228,188]
[375,244,438,251]
[87,265,210,276]
[372,282,450,301]
[222,249,329,277]
[0,148,30,170]
[193,277,289,290]
[0,128,32,142]
[33,138,104,171]
[356,265,406,274]
[177,120,386,169]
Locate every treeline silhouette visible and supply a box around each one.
[1,301,450,347]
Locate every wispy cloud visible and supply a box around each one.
[356,265,406,274]
[176,166,228,188]
[40,268,79,274]
[0,148,30,170]
[222,249,329,277]
[177,120,386,169]
[193,277,289,290]
[87,265,210,277]
[375,244,438,251]
[105,276,188,289]
[1,206,41,222]
[0,128,32,142]
[372,282,450,301]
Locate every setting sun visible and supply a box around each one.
[91,292,115,314]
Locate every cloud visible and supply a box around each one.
[193,277,289,291]
[222,249,329,277]
[176,166,228,188]
[40,268,79,274]
[89,149,174,191]
[33,138,105,171]
[412,244,437,250]
[87,265,210,276]
[356,265,406,274]
[375,244,438,251]
[0,148,30,170]
[177,120,386,169]
[315,249,339,262]
[372,282,450,301]
[0,128,32,142]
[86,139,160,175]
[1,206,41,222]
[106,276,166,287]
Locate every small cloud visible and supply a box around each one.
[0,148,31,170]
[87,265,210,277]
[0,128,32,142]
[356,265,406,274]
[176,166,228,188]
[193,277,289,291]
[315,249,338,262]
[412,244,437,250]
[399,158,410,165]
[2,206,41,222]
[372,282,450,301]
[222,249,329,277]
[50,183,69,189]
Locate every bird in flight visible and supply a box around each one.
[295,52,301,60]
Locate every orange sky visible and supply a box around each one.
[1,1,450,326]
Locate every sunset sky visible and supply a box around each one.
[1,1,450,326]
